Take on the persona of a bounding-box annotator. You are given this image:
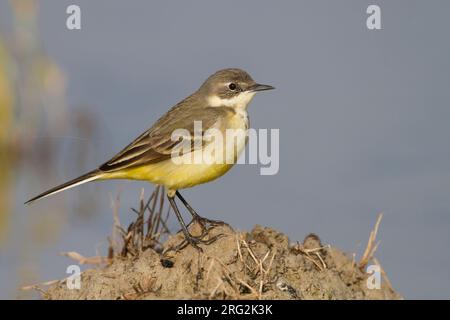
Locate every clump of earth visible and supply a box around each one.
[44,223,400,300]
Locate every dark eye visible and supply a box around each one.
[228,83,237,91]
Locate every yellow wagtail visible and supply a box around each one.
[26,68,274,250]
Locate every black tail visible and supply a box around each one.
[25,170,101,205]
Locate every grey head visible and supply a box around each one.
[197,68,274,108]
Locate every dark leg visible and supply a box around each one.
[167,194,224,252]
[167,195,202,251]
[175,191,230,229]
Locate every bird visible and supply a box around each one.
[26,68,274,250]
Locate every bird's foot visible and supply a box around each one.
[180,232,225,252]
[164,228,226,254]
[188,214,233,232]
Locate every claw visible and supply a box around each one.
[166,191,232,253]
[165,227,227,254]
[187,215,233,232]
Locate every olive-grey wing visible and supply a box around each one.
[98,107,228,172]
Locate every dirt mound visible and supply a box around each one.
[45,223,401,300]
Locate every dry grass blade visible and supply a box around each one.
[236,277,258,297]
[302,245,330,254]
[120,186,171,256]
[209,277,224,299]
[229,237,278,299]
[304,254,324,271]
[241,240,260,267]
[236,234,243,262]
[315,252,327,269]
[148,185,160,237]
[60,251,111,265]
[359,213,383,270]
[373,257,394,291]
[109,191,123,254]
[292,242,329,271]
[205,259,215,282]
[21,279,61,291]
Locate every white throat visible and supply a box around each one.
[208,91,256,110]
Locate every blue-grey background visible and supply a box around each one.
[1,0,449,299]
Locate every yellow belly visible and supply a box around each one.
[104,160,234,190]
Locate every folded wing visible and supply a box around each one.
[99,105,232,172]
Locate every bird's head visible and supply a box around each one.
[198,68,274,109]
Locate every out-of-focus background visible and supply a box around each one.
[1,0,449,299]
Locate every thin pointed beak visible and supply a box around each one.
[248,83,275,92]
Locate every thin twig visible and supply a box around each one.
[359,213,383,269]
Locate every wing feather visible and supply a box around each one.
[99,101,233,172]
